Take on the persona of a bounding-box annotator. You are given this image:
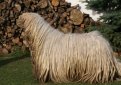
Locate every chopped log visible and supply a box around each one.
[5,0,12,4]
[2,48,9,54]
[5,44,12,50]
[0,31,2,34]
[7,33,13,38]
[58,7,65,14]
[37,0,48,8]
[70,9,83,25]
[12,37,20,44]
[80,24,85,29]
[0,16,4,24]
[14,3,21,12]
[6,26,12,33]
[23,40,29,47]
[0,2,7,10]
[59,23,73,33]
[51,0,59,7]
[74,26,83,33]
[23,0,31,8]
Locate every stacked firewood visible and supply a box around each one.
[0,0,96,54]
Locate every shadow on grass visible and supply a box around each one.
[0,55,29,67]
[0,46,30,67]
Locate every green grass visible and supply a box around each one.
[0,47,39,85]
[0,48,121,85]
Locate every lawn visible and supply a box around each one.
[0,48,121,85]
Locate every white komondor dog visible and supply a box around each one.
[17,13,121,83]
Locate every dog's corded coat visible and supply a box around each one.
[17,13,121,83]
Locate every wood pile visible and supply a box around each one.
[0,0,96,54]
